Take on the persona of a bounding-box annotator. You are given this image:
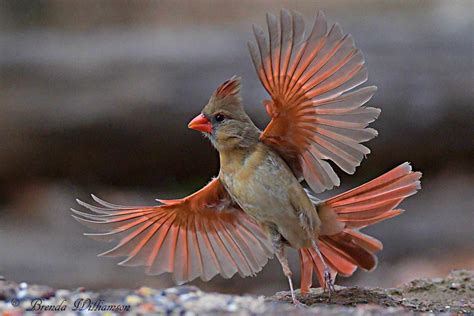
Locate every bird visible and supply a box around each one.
[71,9,422,304]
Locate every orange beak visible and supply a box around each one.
[188,114,212,133]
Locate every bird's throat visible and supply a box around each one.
[218,144,255,173]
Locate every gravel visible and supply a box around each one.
[0,270,472,315]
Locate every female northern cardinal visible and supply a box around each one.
[72,10,421,304]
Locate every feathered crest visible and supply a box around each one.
[214,76,241,100]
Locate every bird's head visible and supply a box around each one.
[188,76,259,150]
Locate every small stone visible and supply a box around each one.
[16,289,28,299]
[449,282,460,289]
[431,277,443,283]
[180,293,198,302]
[227,302,238,312]
[403,303,417,308]
[167,293,179,301]
[166,288,178,295]
[163,301,178,310]
[137,302,156,312]
[175,286,199,295]
[137,286,154,297]
[125,294,142,306]
[55,289,70,298]
[153,293,168,304]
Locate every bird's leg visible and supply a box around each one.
[270,230,303,306]
[311,240,335,299]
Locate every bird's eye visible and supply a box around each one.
[215,113,225,122]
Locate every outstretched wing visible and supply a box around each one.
[72,178,273,284]
[248,10,379,193]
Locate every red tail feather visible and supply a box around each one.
[299,163,421,293]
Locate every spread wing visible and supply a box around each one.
[71,178,273,284]
[248,10,379,193]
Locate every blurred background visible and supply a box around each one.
[0,0,472,295]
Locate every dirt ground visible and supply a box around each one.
[1,270,472,315]
[272,270,473,314]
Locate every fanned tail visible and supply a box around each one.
[299,162,421,293]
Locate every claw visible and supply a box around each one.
[324,269,335,301]
[293,298,306,308]
[282,275,305,307]
[311,240,336,302]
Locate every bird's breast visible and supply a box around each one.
[220,146,295,221]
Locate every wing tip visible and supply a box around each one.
[316,10,326,23]
[252,23,264,36]
[280,8,291,17]
[266,12,277,23]
[70,214,82,222]
[369,85,378,92]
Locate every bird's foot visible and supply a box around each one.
[324,269,336,301]
[285,275,306,307]
[292,297,306,308]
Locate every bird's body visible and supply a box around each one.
[72,9,422,304]
[219,140,318,249]
[202,85,320,250]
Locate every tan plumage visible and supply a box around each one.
[72,9,421,303]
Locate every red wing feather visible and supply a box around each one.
[249,10,379,193]
[72,178,273,284]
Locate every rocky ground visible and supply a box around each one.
[0,270,472,315]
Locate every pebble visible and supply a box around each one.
[180,293,198,302]
[449,282,460,289]
[166,287,178,295]
[137,302,155,312]
[16,289,28,299]
[55,289,70,299]
[137,286,153,297]
[125,294,142,306]
[0,271,472,315]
